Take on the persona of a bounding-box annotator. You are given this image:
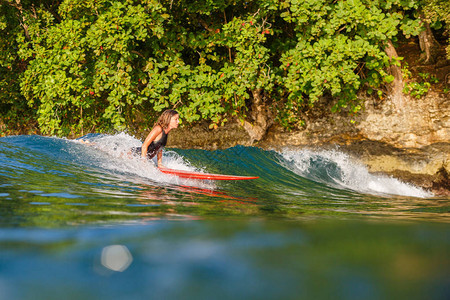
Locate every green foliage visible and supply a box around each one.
[18,0,169,135]
[0,2,37,134]
[277,0,402,123]
[402,70,438,98]
[0,0,446,136]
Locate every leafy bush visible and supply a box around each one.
[0,0,446,136]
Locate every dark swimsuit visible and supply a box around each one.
[132,129,168,159]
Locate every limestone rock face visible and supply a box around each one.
[358,92,449,148]
[168,121,253,150]
[261,92,449,149]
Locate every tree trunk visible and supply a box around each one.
[0,0,31,39]
[418,14,441,64]
[384,40,404,111]
[242,88,273,143]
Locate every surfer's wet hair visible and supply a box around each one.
[154,109,179,130]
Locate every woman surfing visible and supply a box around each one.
[131,109,179,167]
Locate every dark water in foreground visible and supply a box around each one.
[0,134,448,299]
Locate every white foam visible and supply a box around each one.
[280,148,433,198]
[72,133,214,189]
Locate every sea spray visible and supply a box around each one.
[279,148,432,198]
[73,133,214,189]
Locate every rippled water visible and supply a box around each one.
[0,134,448,299]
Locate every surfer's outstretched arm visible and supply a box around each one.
[157,150,163,167]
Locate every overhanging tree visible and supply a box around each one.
[0,0,447,137]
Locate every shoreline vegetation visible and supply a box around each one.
[1,0,449,194]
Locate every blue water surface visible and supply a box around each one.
[0,134,448,300]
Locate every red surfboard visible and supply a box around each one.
[158,167,259,181]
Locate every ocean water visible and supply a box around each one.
[0,134,448,299]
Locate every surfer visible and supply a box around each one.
[131,109,179,167]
